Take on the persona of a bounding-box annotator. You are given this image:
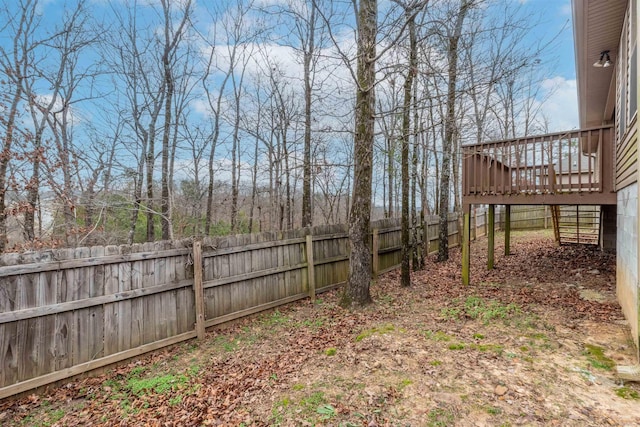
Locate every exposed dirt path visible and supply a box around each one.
[1,230,639,426]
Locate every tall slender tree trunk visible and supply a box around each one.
[400,6,417,287]
[411,79,423,270]
[341,0,377,307]
[249,132,260,232]
[301,3,316,228]
[386,135,395,218]
[146,124,156,241]
[160,0,190,240]
[437,0,469,262]
[231,112,240,232]
[161,52,174,240]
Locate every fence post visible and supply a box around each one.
[421,213,428,258]
[484,209,488,237]
[473,207,478,240]
[193,241,206,340]
[462,206,471,285]
[306,234,316,302]
[505,205,511,256]
[487,205,495,269]
[544,205,549,229]
[372,228,380,280]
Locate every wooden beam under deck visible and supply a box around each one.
[463,192,616,207]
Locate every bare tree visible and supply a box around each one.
[437,0,473,262]
[159,0,192,240]
[0,0,38,251]
[394,0,423,287]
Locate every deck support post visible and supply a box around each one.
[504,205,511,256]
[488,204,495,270]
[462,204,471,285]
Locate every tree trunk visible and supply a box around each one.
[301,3,316,228]
[437,0,469,262]
[340,0,377,307]
[146,123,156,242]
[400,7,416,287]
[411,76,423,270]
[160,49,173,241]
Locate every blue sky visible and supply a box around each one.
[520,0,579,130]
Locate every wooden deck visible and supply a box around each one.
[462,125,616,207]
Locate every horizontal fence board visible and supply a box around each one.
[0,248,191,278]
[0,279,194,324]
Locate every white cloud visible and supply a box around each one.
[559,1,572,16]
[539,76,579,131]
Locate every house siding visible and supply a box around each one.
[617,183,639,349]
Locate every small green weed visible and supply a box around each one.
[325,347,337,356]
[398,379,413,391]
[44,409,65,426]
[473,333,485,339]
[128,366,147,378]
[470,343,504,354]
[583,344,615,371]
[486,406,502,415]
[292,384,305,391]
[300,391,326,409]
[441,307,461,320]
[300,318,324,328]
[271,397,291,424]
[427,407,455,427]
[464,296,520,324]
[430,360,442,366]
[213,336,238,352]
[424,330,452,341]
[168,395,182,406]
[356,324,396,341]
[378,294,395,304]
[448,343,465,350]
[20,415,34,425]
[270,391,336,424]
[265,310,289,325]
[615,386,640,399]
[528,332,548,340]
[103,378,123,392]
[127,373,188,396]
[316,404,337,420]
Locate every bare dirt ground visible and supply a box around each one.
[2,230,639,426]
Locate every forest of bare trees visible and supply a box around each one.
[0,0,561,262]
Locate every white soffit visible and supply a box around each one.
[573,0,628,127]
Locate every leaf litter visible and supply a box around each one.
[1,229,639,426]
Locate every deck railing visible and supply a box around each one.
[463,125,614,198]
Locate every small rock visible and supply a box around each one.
[588,269,600,275]
[494,385,508,396]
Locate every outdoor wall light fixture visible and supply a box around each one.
[593,50,612,68]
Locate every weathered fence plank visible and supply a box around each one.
[193,242,205,340]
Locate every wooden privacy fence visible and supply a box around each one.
[0,215,471,399]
